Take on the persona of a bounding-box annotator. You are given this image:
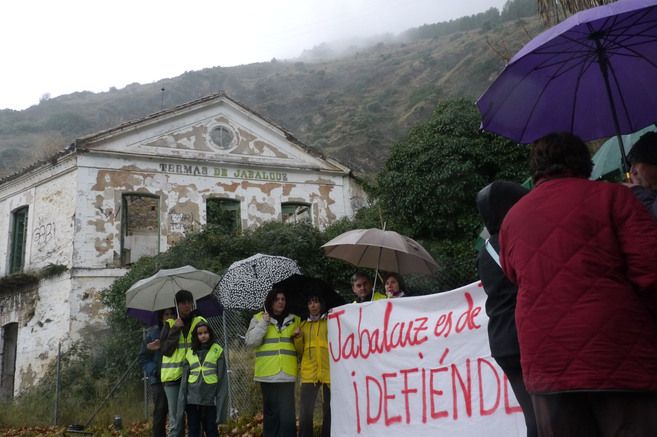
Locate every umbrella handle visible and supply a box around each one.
[371,246,384,301]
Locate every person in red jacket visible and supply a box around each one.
[499,132,657,436]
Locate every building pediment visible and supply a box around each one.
[77,93,346,173]
[139,115,291,159]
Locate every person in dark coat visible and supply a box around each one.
[626,131,657,220]
[500,132,657,436]
[139,307,175,437]
[476,181,536,437]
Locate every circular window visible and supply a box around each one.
[210,126,235,149]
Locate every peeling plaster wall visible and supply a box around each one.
[68,274,117,344]
[29,172,77,269]
[7,275,70,395]
[73,161,169,268]
[0,165,78,396]
[0,170,76,276]
[1,272,117,396]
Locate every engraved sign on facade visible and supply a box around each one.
[160,163,288,182]
[159,163,208,176]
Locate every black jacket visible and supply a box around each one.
[475,181,528,358]
[630,185,657,220]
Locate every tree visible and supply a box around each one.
[501,0,537,20]
[374,99,529,288]
[536,0,615,25]
[376,98,528,240]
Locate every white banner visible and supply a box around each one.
[328,281,526,436]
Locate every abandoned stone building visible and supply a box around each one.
[0,93,366,398]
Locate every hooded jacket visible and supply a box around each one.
[295,315,330,384]
[500,177,657,394]
[476,181,529,358]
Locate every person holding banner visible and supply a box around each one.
[500,132,657,436]
[476,181,536,437]
[244,287,301,437]
[351,271,386,303]
[295,294,331,437]
[383,272,406,298]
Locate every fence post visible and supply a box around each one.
[53,342,61,425]
[222,312,233,416]
[143,328,148,420]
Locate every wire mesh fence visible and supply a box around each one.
[207,309,261,418]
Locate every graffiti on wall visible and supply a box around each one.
[33,222,56,247]
[169,211,195,233]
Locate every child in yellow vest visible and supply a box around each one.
[178,322,227,437]
[295,294,331,437]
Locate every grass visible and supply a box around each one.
[0,382,147,429]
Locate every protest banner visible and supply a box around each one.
[328,281,526,436]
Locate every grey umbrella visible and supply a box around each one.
[321,228,439,297]
[125,265,220,312]
[321,228,439,275]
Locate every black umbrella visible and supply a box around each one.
[274,274,346,318]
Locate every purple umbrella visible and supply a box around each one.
[477,0,657,174]
[127,294,223,326]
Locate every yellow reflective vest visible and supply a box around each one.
[254,313,300,379]
[186,343,223,385]
[160,315,206,382]
[297,317,330,384]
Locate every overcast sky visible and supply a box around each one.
[0,0,507,110]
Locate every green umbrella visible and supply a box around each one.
[591,124,657,181]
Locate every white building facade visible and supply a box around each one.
[0,93,365,398]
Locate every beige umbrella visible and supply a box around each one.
[126,265,220,314]
[321,228,439,276]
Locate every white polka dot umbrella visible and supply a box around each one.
[214,254,302,310]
